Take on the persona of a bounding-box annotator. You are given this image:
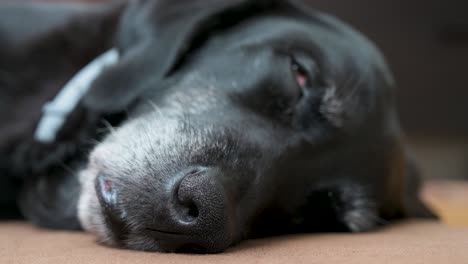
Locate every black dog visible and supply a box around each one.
[0,0,434,253]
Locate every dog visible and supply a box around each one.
[0,0,435,253]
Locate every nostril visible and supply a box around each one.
[178,197,199,223]
[175,168,206,222]
[163,167,231,253]
[188,203,199,218]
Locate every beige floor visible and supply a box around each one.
[0,180,466,264]
[1,220,468,264]
[422,181,468,226]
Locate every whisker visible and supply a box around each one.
[147,100,165,118]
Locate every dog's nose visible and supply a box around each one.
[157,168,233,253]
[96,168,234,253]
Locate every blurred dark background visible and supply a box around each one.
[2,0,468,180]
[305,0,468,180]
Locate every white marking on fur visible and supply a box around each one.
[35,49,119,143]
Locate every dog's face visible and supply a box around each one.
[78,0,397,253]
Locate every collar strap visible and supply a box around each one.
[34,49,119,143]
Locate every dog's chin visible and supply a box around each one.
[77,165,116,246]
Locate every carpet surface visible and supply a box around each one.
[1,221,468,264]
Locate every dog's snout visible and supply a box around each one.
[95,167,234,252]
[158,168,233,253]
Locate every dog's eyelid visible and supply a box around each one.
[290,56,313,96]
[291,54,320,77]
[95,174,120,212]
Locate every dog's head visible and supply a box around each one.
[78,0,402,253]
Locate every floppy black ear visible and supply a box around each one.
[83,0,286,113]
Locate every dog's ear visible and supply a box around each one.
[83,0,284,113]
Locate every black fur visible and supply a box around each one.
[0,0,435,253]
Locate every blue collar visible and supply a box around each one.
[34,49,119,143]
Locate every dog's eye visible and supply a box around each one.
[290,58,309,99]
[292,60,308,88]
[96,174,118,209]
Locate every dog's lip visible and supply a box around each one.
[145,228,187,236]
